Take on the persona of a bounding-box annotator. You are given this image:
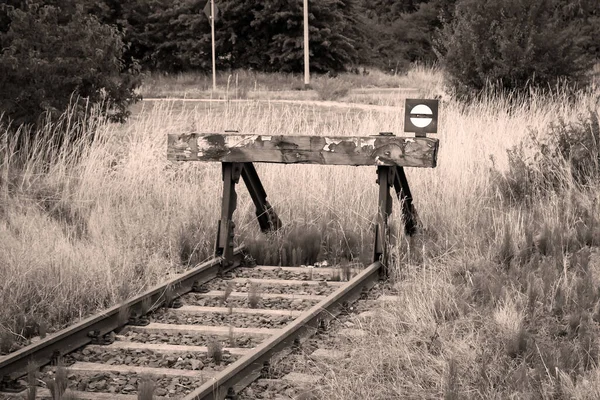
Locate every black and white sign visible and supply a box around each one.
[404,99,439,134]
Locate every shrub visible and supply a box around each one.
[248,282,262,308]
[208,339,223,365]
[491,110,600,204]
[439,0,596,101]
[0,3,140,133]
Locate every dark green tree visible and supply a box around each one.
[355,0,457,70]
[217,0,364,73]
[439,0,596,100]
[0,3,140,128]
[119,0,365,74]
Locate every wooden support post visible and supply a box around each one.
[241,163,282,233]
[215,162,243,267]
[393,166,419,236]
[374,166,394,274]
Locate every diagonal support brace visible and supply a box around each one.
[241,163,282,232]
[393,166,419,236]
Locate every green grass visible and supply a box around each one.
[1,66,600,398]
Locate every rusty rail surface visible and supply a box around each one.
[184,261,382,400]
[0,248,245,382]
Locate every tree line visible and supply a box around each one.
[0,0,598,128]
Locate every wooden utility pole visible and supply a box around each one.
[303,0,310,87]
[211,0,216,91]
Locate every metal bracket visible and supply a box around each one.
[191,280,210,293]
[261,361,271,378]
[224,387,238,400]
[88,330,115,345]
[167,297,183,309]
[0,375,26,393]
[128,315,150,326]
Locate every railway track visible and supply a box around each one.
[1,125,439,399]
[0,249,383,400]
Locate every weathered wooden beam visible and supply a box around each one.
[167,133,438,168]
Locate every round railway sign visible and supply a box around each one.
[404,99,439,134]
[409,104,434,128]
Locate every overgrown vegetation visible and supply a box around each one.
[247,282,262,309]
[137,377,155,400]
[243,221,367,267]
[207,339,223,365]
[491,108,600,204]
[1,64,600,397]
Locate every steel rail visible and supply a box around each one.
[184,261,382,400]
[0,247,245,382]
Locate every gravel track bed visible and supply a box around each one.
[38,371,204,398]
[68,347,238,370]
[121,330,262,348]
[150,308,294,328]
[240,379,311,400]
[202,280,337,296]
[238,282,386,399]
[184,295,320,310]
[233,268,335,281]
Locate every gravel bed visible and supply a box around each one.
[68,346,238,370]
[150,308,294,328]
[184,295,320,310]
[239,379,313,400]
[233,268,335,281]
[238,282,386,399]
[38,370,205,398]
[121,330,262,348]
[201,279,337,296]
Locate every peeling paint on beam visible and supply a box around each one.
[167,134,439,168]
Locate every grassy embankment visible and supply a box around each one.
[1,66,600,398]
[138,65,444,101]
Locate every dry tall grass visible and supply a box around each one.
[1,66,599,398]
[138,66,427,99]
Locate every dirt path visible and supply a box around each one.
[142,97,399,112]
